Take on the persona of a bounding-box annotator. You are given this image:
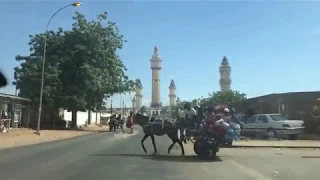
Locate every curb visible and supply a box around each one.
[230,145,320,149]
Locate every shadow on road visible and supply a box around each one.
[91,153,223,163]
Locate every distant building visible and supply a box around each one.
[219,56,231,92]
[132,46,179,116]
[169,80,177,107]
[0,93,31,130]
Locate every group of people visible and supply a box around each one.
[177,102,241,142]
[109,112,134,133]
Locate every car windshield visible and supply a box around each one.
[270,115,287,121]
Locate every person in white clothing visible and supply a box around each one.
[182,102,197,141]
[178,109,184,119]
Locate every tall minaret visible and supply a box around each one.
[132,97,136,111]
[150,46,162,107]
[219,56,231,92]
[169,80,176,107]
[135,81,143,109]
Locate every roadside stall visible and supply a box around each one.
[0,93,31,132]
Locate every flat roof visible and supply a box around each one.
[0,93,31,102]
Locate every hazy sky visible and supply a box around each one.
[1,0,320,107]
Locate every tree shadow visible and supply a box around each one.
[91,153,223,163]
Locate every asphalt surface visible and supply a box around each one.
[1,127,320,180]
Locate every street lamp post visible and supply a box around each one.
[36,2,81,134]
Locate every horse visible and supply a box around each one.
[0,71,7,88]
[133,113,185,156]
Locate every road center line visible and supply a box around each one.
[228,160,274,180]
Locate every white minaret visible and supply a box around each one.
[135,81,143,109]
[219,56,231,92]
[150,46,162,107]
[169,80,176,107]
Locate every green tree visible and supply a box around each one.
[200,90,247,106]
[15,31,65,109]
[139,106,147,114]
[161,106,169,114]
[14,11,135,127]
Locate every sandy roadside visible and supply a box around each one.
[0,125,109,149]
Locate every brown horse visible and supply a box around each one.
[133,113,185,156]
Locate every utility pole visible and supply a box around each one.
[122,100,125,114]
[119,93,122,113]
[110,100,113,114]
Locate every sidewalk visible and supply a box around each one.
[0,125,110,149]
[232,140,320,148]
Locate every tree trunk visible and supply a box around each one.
[88,110,91,125]
[71,110,77,128]
[52,112,56,129]
[95,111,98,125]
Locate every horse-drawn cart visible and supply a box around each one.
[177,117,238,159]
[133,113,238,159]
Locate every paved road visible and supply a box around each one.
[0,128,320,180]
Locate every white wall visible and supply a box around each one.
[63,110,101,126]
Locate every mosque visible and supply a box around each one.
[131,46,232,116]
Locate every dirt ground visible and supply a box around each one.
[0,125,109,149]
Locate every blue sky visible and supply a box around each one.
[1,0,320,108]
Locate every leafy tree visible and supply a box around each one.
[14,11,135,127]
[15,31,65,109]
[200,90,247,107]
[139,106,147,114]
[161,106,169,114]
[99,105,107,111]
[0,70,7,88]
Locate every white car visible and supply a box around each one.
[241,114,304,140]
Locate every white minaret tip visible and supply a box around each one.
[221,56,229,66]
[154,46,158,53]
[169,80,176,88]
[153,46,159,58]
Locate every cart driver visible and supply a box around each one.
[183,102,197,140]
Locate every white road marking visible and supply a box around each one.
[200,166,222,180]
[228,160,274,180]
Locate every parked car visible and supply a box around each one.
[241,114,304,140]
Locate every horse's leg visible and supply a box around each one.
[167,135,176,155]
[177,136,185,156]
[180,128,187,144]
[167,133,185,156]
[150,134,158,155]
[141,134,149,153]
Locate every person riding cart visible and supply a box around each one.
[199,106,216,133]
[182,102,197,141]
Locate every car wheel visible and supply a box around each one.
[266,128,276,139]
[288,134,298,140]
